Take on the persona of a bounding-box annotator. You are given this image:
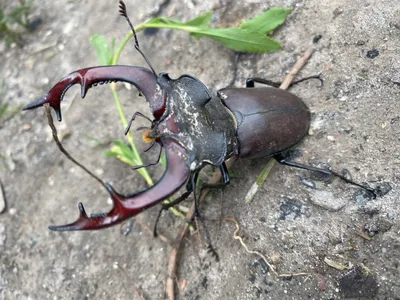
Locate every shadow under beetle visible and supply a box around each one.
[23,1,376,231]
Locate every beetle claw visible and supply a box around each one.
[23,95,63,121]
[48,140,190,231]
[48,202,90,231]
[23,66,164,122]
[48,184,124,231]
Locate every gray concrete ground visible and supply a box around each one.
[0,0,399,299]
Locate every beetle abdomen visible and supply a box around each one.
[218,87,310,159]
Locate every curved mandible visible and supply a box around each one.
[22,66,166,121]
[48,139,190,231]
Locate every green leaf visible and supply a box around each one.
[0,103,9,121]
[185,11,212,28]
[159,152,166,167]
[240,8,291,35]
[142,12,283,53]
[193,28,281,53]
[145,17,184,27]
[90,34,115,65]
[103,141,137,166]
[146,12,211,29]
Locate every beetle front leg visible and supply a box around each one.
[48,140,190,231]
[22,66,161,121]
[201,162,230,189]
[154,162,231,235]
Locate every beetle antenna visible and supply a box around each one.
[118,1,157,76]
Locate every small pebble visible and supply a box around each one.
[0,223,6,247]
[22,124,32,131]
[366,49,379,59]
[332,7,343,18]
[354,189,374,205]
[342,169,352,181]
[375,182,392,197]
[300,176,316,189]
[310,190,347,211]
[0,181,5,214]
[379,218,393,232]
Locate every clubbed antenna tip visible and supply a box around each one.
[118,0,157,76]
[118,0,127,17]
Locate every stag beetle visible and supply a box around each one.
[23,1,376,231]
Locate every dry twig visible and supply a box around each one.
[166,158,237,300]
[44,104,106,189]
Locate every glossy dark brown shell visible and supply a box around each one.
[219,87,310,159]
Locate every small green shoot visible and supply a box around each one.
[84,136,112,148]
[245,159,275,204]
[141,8,291,53]
[103,140,144,168]
[91,35,115,66]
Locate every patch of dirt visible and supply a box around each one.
[0,0,399,299]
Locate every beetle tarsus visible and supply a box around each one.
[246,75,323,89]
[201,163,231,190]
[153,189,193,236]
[274,153,377,198]
[125,111,153,135]
[153,163,231,235]
[131,143,162,170]
[291,74,323,87]
[197,214,219,262]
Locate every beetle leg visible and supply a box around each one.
[153,187,193,237]
[22,66,161,121]
[131,143,163,170]
[48,140,190,231]
[154,162,230,234]
[201,162,230,189]
[124,111,153,135]
[246,78,281,88]
[273,153,377,198]
[143,141,156,152]
[157,162,230,214]
[153,171,200,236]
[246,75,323,88]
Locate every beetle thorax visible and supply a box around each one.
[155,74,237,170]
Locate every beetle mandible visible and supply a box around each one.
[23,1,376,231]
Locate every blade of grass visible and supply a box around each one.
[245,159,275,203]
[111,88,153,186]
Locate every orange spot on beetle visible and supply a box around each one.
[142,130,156,143]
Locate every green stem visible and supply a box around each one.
[110,23,187,219]
[109,23,154,186]
[110,88,153,186]
[112,24,145,65]
[111,22,199,66]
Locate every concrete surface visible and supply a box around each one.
[0,0,399,299]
